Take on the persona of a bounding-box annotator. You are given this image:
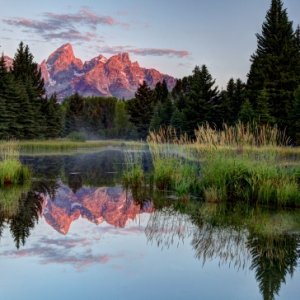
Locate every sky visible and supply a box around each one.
[0,0,300,89]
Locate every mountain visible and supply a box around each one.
[3,56,13,69]
[41,43,176,100]
[41,183,153,234]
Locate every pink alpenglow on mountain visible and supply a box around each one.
[40,43,176,99]
[41,184,154,234]
[4,56,13,70]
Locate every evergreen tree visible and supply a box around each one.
[127,81,155,139]
[182,65,219,136]
[64,93,84,134]
[256,89,274,124]
[154,79,169,104]
[17,83,36,139]
[12,42,46,137]
[112,100,134,138]
[0,55,9,138]
[293,86,300,145]
[247,0,300,129]
[239,99,255,123]
[170,107,185,132]
[42,94,63,138]
[149,102,163,131]
[0,72,22,138]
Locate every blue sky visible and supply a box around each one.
[0,0,300,88]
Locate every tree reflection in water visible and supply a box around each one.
[0,166,299,300]
[143,197,300,300]
[0,180,58,248]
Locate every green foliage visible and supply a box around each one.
[63,94,118,137]
[256,89,274,124]
[42,94,63,138]
[247,0,300,133]
[0,159,31,186]
[67,131,86,142]
[0,143,31,187]
[0,43,62,139]
[239,100,255,123]
[112,101,136,138]
[122,150,144,188]
[293,86,300,145]
[127,81,155,139]
[221,78,246,125]
[170,65,219,137]
[201,154,300,206]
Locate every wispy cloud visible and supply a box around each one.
[43,9,118,28]
[99,45,190,58]
[3,246,115,270]
[43,29,97,42]
[2,236,122,271]
[2,8,125,42]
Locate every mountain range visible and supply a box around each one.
[4,43,176,100]
[41,183,153,234]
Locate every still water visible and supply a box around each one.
[0,149,299,300]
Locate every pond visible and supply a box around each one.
[0,148,299,300]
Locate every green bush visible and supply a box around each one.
[0,159,31,186]
[67,131,86,142]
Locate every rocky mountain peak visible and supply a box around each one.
[46,43,83,75]
[4,43,176,100]
[3,55,13,70]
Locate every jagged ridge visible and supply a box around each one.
[38,43,176,99]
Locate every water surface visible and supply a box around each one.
[0,149,299,300]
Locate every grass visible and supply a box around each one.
[0,183,31,217]
[0,139,145,154]
[201,154,300,206]
[145,124,300,207]
[147,134,199,199]
[122,149,145,189]
[0,141,31,187]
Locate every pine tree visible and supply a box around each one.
[256,89,274,124]
[293,86,300,145]
[182,65,219,136]
[247,0,300,129]
[112,100,133,138]
[0,67,22,138]
[127,81,155,139]
[43,94,63,138]
[0,55,9,138]
[12,42,46,137]
[17,83,36,139]
[149,102,163,131]
[64,93,84,134]
[154,79,169,104]
[239,99,255,123]
[171,107,185,132]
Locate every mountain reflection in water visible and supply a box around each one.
[0,150,299,300]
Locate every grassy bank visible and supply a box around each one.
[0,142,31,187]
[0,139,145,154]
[124,124,300,207]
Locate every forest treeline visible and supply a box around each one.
[0,0,299,144]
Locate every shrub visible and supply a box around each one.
[67,131,86,142]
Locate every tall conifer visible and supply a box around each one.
[247,0,300,130]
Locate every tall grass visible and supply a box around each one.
[145,123,300,207]
[0,183,31,217]
[194,122,291,147]
[147,130,199,198]
[0,141,31,187]
[201,154,300,206]
[122,149,145,189]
